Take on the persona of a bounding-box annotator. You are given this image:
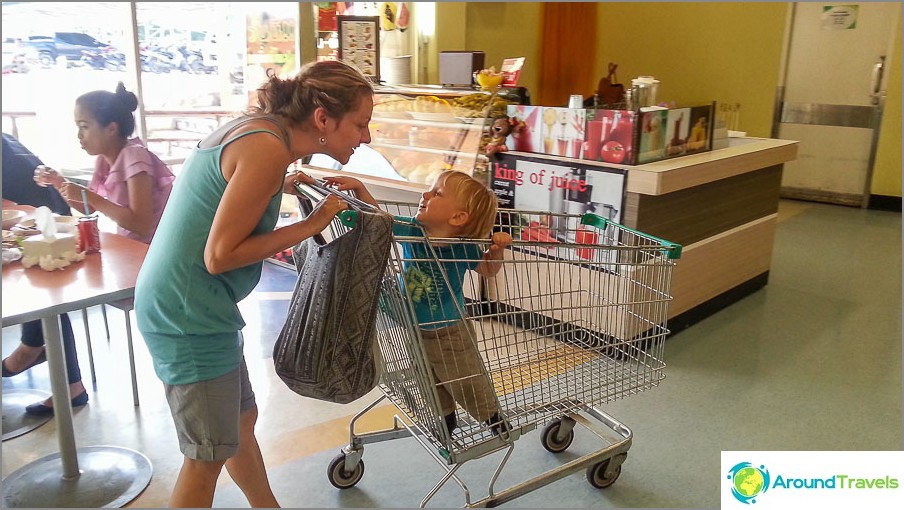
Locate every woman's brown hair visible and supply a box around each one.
[248,60,373,126]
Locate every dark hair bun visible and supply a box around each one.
[115,82,139,113]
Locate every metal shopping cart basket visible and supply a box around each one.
[299,183,681,507]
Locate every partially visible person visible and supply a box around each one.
[325,170,513,437]
[134,60,373,507]
[1,132,88,415]
[33,82,175,244]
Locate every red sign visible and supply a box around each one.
[501,57,525,87]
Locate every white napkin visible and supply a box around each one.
[34,206,56,239]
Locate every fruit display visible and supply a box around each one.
[451,93,513,119]
[475,66,504,90]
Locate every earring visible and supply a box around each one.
[319,137,327,145]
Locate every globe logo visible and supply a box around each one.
[727,462,770,504]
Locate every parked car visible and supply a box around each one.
[1,37,38,73]
[22,32,115,67]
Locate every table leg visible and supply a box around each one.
[43,314,79,476]
[1,315,153,508]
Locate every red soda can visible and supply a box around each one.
[77,216,101,253]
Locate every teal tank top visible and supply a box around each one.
[135,120,284,385]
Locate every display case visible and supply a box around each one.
[304,85,518,187]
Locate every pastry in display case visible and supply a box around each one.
[304,85,519,187]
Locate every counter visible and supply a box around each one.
[304,136,799,333]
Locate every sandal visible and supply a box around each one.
[1,350,47,377]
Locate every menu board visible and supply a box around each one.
[337,15,380,82]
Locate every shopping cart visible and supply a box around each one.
[299,183,681,507]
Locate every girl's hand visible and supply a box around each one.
[57,181,89,211]
[33,166,65,188]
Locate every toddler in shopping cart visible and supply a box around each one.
[325,171,513,437]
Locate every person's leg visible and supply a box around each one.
[21,314,88,411]
[224,359,279,508]
[39,314,86,403]
[2,320,47,374]
[170,457,226,508]
[164,366,238,507]
[59,314,82,385]
[224,406,280,507]
[421,327,460,435]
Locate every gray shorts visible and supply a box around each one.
[163,357,256,461]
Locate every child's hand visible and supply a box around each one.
[322,175,379,208]
[477,231,512,277]
[322,176,363,193]
[490,232,513,252]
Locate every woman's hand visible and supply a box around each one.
[304,194,348,232]
[33,166,65,188]
[282,170,318,195]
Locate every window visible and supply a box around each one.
[1,1,300,178]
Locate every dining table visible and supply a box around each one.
[1,214,154,508]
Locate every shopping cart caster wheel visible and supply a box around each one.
[327,452,365,489]
[540,420,574,453]
[587,459,621,489]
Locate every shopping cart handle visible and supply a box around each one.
[580,213,683,259]
[294,181,358,228]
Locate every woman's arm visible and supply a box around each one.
[203,134,347,275]
[57,174,155,238]
[474,232,513,277]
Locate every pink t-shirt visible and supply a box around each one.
[88,138,175,244]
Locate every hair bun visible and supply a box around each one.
[114,82,139,112]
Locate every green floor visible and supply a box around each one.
[3,200,901,508]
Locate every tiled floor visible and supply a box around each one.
[2,199,901,508]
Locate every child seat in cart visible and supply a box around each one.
[299,183,681,507]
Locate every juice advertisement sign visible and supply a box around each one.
[584,109,637,165]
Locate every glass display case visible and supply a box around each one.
[304,85,517,187]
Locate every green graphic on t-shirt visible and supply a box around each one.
[404,266,439,312]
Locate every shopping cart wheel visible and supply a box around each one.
[587,459,621,489]
[327,452,365,489]
[540,419,574,453]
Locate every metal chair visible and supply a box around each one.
[80,298,139,406]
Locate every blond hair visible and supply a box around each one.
[437,171,498,238]
[248,60,373,126]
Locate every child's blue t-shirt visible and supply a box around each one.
[393,218,483,330]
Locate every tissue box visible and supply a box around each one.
[22,233,77,259]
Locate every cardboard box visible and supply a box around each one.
[506,103,713,166]
[505,105,586,159]
[583,109,638,165]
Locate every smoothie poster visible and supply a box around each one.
[490,152,627,266]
